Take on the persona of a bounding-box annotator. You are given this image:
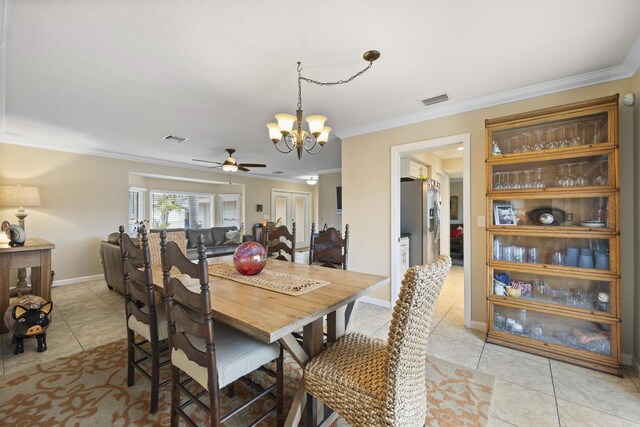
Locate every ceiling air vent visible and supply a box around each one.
[421,94,449,107]
[163,135,187,143]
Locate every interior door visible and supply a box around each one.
[271,190,311,248]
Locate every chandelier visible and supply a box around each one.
[266,50,380,159]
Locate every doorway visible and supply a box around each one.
[271,189,312,248]
[391,133,472,328]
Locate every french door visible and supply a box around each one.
[271,189,311,248]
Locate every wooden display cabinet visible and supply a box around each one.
[485,94,621,376]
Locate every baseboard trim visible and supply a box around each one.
[621,353,634,367]
[52,274,103,287]
[358,296,392,308]
[470,321,487,332]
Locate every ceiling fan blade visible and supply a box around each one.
[238,163,266,168]
[193,158,223,165]
[238,166,250,172]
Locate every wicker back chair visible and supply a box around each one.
[120,225,169,414]
[304,255,451,426]
[265,222,296,262]
[160,230,284,426]
[308,223,349,270]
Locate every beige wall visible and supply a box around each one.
[443,157,463,175]
[0,143,315,281]
[343,79,636,357]
[632,69,640,365]
[318,172,342,230]
[411,151,443,179]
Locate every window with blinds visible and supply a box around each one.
[219,194,240,228]
[150,191,213,230]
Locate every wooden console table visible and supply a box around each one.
[0,238,55,333]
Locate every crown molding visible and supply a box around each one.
[317,168,342,175]
[340,35,640,139]
[0,139,306,185]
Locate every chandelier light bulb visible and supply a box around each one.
[275,113,296,135]
[317,126,331,145]
[307,177,318,185]
[305,115,327,137]
[267,123,281,143]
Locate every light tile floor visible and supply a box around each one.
[2,264,639,426]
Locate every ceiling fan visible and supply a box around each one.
[192,148,266,172]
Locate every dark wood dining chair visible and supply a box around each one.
[309,223,349,270]
[120,225,170,414]
[160,230,284,427]
[265,221,296,262]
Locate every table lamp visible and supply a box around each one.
[0,185,41,230]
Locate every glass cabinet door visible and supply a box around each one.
[489,195,615,229]
[490,303,614,357]
[489,153,614,191]
[491,268,616,316]
[489,111,611,156]
[490,233,616,273]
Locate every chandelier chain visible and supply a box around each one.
[299,60,374,87]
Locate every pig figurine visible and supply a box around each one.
[3,295,53,354]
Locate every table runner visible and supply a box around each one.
[208,263,329,296]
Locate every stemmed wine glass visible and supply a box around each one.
[512,136,522,154]
[558,127,569,148]
[555,164,566,187]
[512,171,522,190]
[523,170,534,189]
[592,121,603,144]
[522,132,533,152]
[570,123,582,147]
[576,162,589,186]
[534,130,546,151]
[546,128,559,150]
[534,168,546,188]
[593,159,608,185]
[564,163,577,187]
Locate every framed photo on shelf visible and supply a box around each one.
[494,204,517,225]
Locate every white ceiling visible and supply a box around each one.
[1,0,639,182]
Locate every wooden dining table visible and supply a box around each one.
[151,255,389,427]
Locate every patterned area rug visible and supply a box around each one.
[0,339,494,426]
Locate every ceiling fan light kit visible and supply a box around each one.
[193,149,266,173]
[267,50,380,159]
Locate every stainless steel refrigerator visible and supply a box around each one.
[400,178,441,267]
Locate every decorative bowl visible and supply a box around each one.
[233,242,267,276]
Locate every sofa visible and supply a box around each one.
[100,226,252,295]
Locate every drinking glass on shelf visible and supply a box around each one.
[546,128,559,150]
[523,170,534,189]
[570,123,582,146]
[512,171,522,190]
[512,136,522,154]
[522,133,533,152]
[534,130,546,151]
[558,126,569,148]
[555,164,566,187]
[492,172,500,190]
[564,163,577,187]
[593,159,608,185]
[534,168,546,188]
[592,120,603,144]
[576,162,589,186]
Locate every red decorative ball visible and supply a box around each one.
[233,242,267,275]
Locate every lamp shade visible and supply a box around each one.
[0,185,41,208]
